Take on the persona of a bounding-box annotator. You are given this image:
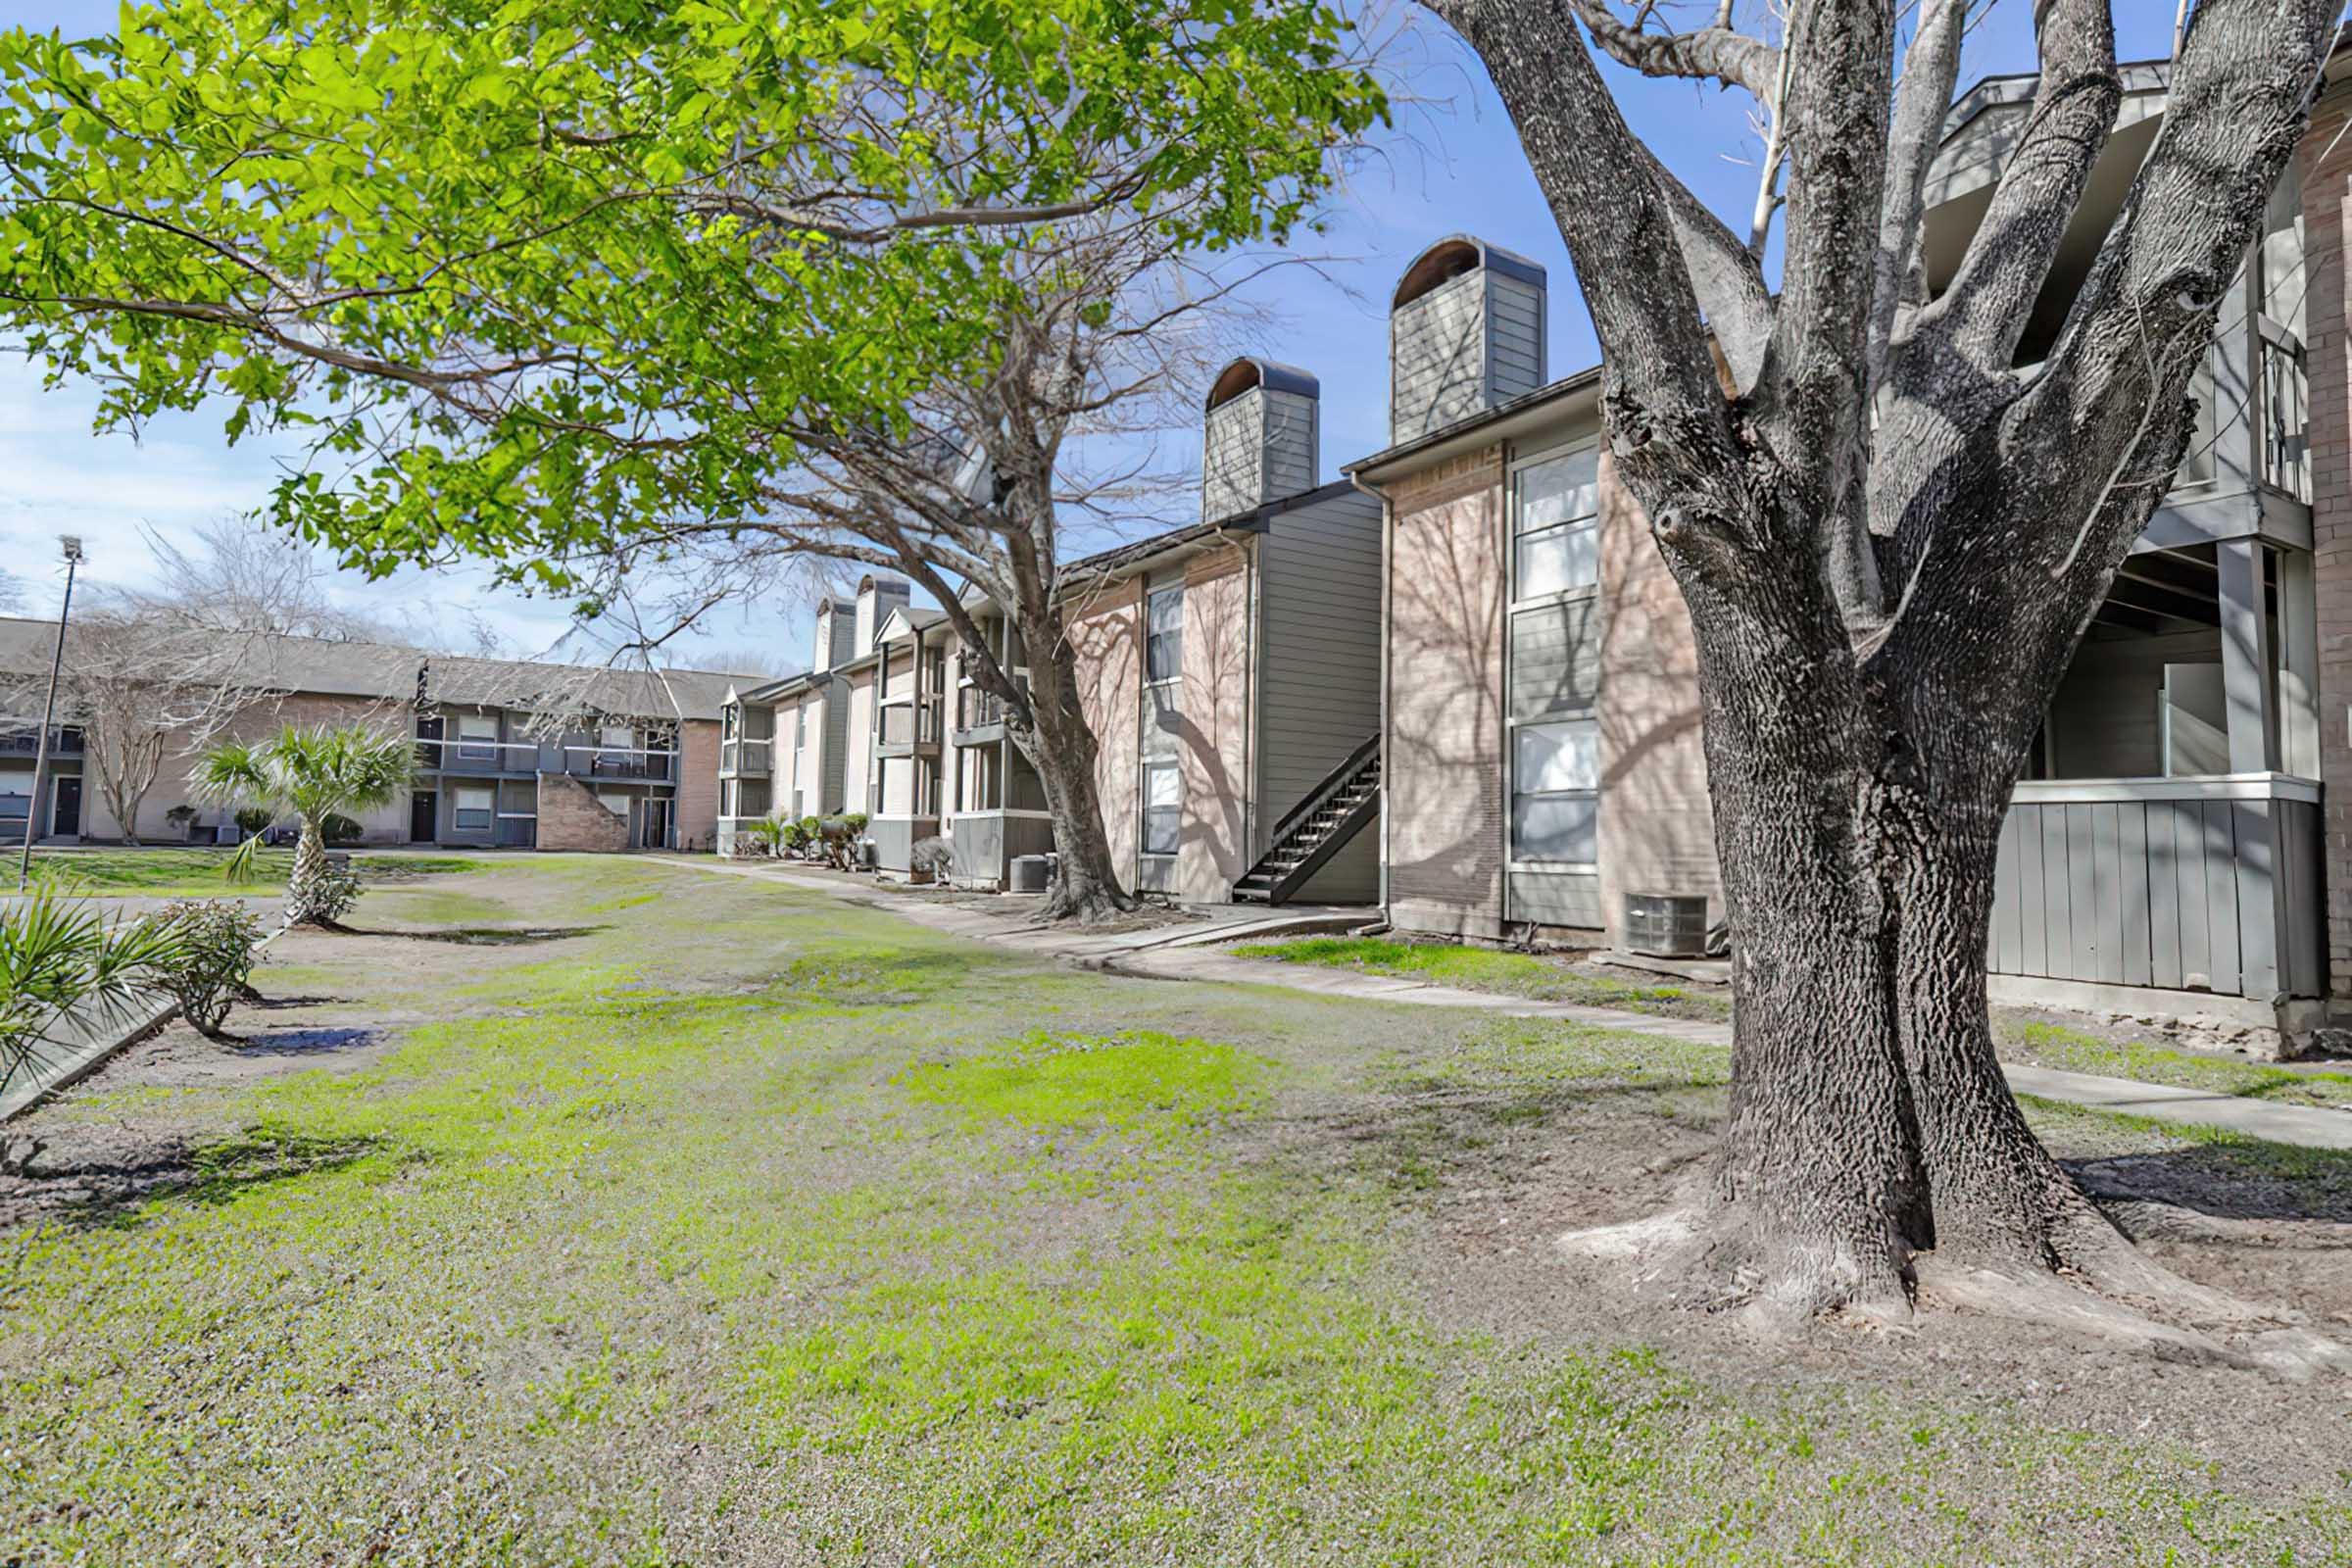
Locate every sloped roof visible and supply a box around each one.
[0,616,759,722]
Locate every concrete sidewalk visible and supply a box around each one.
[665,858,2352,1152]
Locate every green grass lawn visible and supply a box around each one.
[1,858,2343,1564]
[1230,934,1731,1021]
[1997,1018,2352,1112]
[25,847,486,897]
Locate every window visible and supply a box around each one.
[0,780,28,826]
[600,723,633,754]
[1146,587,1184,686]
[456,712,498,761]
[795,703,808,744]
[1510,719,1598,865]
[1513,448,1601,604]
[452,785,494,830]
[597,789,630,819]
[721,702,740,742]
[1142,761,1181,856]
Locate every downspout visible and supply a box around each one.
[1348,470,1393,916]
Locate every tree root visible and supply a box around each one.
[1556,1201,2352,1378]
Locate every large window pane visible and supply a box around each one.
[1511,794,1597,863]
[1517,449,1599,533]
[1143,762,1180,855]
[1146,587,1184,684]
[1514,720,1599,794]
[1516,521,1598,601]
[453,785,494,830]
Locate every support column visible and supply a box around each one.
[2217,536,2278,774]
[2278,548,2324,779]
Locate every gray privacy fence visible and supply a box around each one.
[1988,774,2324,1003]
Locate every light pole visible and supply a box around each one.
[17,535,84,893]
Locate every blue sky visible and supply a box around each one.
[0,2,2190,671]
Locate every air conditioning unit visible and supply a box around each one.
[1623,893,1710,958]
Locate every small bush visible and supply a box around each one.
[290,858,364,927]
[233,807,272,837]
[910,835,954,881]
[318,812,364,846]
[780,817,813,855]
[796,816,823,858]
[148,899,265,1039]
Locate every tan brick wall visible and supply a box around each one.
[536,770,630,852]
[676,719,719,850]
[1068,576,1143,886]
[2304,85,2352,997]
[1594,452,1719,941]
[1176,542,1254,902]
[83,691,410,844]
[1385,447,1507,936]
[842,666,876,814]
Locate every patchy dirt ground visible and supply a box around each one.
[2,857,2347,1565]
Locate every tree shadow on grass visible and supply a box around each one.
[227,1027,380,1058]
[0,1124,394,1233]
[357,924,608,947]
[2068,1141,2352,1227]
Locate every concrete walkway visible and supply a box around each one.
[663,858,2352,1152]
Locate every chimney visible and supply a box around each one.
[1202,358,1320,522]
[854,576,911,657]
[811,598,858,673]
[1389,235,1547,444]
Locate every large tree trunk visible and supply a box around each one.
[1669,528,2160,1322]
[1008,611,1135,923]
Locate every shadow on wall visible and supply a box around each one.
[1386,462,1507,917]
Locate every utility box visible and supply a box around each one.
[1009,855,1050,894]
[1623,893,1710,958]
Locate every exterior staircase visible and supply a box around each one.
[1232,736,1380,905]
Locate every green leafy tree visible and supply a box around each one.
[0,0,1384,919]
[194,724,414,926]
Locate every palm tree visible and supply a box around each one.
[1,881,185,1091]
[195,723,414,926]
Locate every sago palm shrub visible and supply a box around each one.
[196,723,414,926]
[0,882,185,1091]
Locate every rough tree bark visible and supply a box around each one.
[1426,0,2342,1341]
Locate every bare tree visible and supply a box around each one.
[16,610,265,844]
[124,520,401,643]
[1418,0,2342,1353]
[588,213,1271,919]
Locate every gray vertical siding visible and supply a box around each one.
[1201,389,1266,523]
[1391,270,1489,442]
[1258,484,1385,904]
[1988,786,2324,1000]
[1486,272,1546,404]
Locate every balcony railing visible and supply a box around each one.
[0,725,83,758]
[720,737,772,776]
[879,698,943,751]
[416,736,675,782]
[957,686,1008,731]
[2258,319,2309,503]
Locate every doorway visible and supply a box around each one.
[639,798,671,850]
[411,790,438,844]
[51,775,80,838]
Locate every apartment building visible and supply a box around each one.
[0,620,743,852]
[1348,54,2340,1039]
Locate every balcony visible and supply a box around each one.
[416,736,674,782]
[876,697,943,759]
[2258,320,2308,504]
[720,737,772,777]
[0,725,83,759]
[569,743,675,782]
